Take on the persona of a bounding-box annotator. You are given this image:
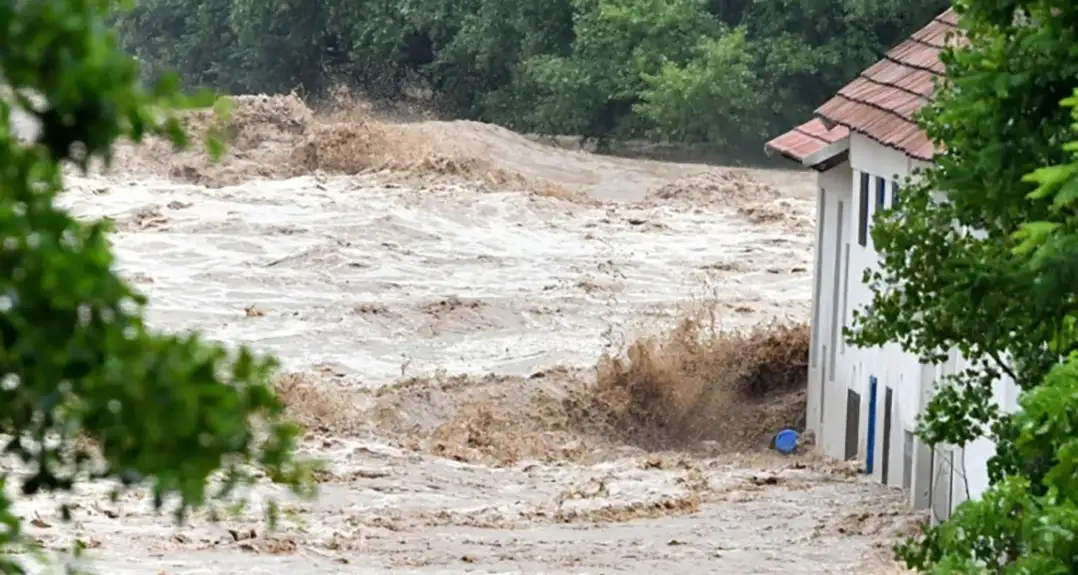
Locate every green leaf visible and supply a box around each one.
[0,0,311,571]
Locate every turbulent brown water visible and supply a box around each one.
[6,94,919,573]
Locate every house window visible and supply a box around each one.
[892,180,900,206]
[876,176,887,209]
[858,172,870,246]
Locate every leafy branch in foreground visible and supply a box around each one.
[0,0,313,571]
[843,0,1078,568]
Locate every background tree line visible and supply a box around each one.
[111,0,948,155]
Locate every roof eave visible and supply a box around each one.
[764,141,849,172]
[763,143,794,162]
[767,144,849,171]
[815,115,839,131]
[811,149,849,172]
[802,137,849,169]
[764,136,849,167]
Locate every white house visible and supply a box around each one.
[765,8,1020,523]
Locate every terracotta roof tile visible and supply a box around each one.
[910,18,957,48]
[813,8,961,160]
[837,77,928,119]
[887,40,948,73]
[765,119,849,168]
[817,98,925,148]
[860,60,935,97]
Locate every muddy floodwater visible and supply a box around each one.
[5,95,920,573]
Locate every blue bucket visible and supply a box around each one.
[773,429,800,455]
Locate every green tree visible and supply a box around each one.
[421,0,576,120]
[913,352,1078,572]
[226,0,383,96]
[844,0,1078,569]
[736,0,949,134]
[903,92,1078,572]
[0,0,311,571]
[498,0,726,147]
[109,0,950,155]
[114,0,246,93]
[634,27,768,148]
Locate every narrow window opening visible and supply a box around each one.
[876,176,887,209]
[858,172,870,246]
[891,179,900,206]
[882,386,894,484]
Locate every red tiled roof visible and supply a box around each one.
[766,119,849,168]
[815,8,963,160]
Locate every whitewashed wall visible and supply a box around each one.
[845,136,925,490]
[811,163,854,459]
[822,142,1025,516]
[806,137,1005,514]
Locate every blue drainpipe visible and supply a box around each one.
[866,375,878,475]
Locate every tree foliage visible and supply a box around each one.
[111,0,949,155]
[844,0,1078,569]
[0,0,310,571]
[910,350,1078,572]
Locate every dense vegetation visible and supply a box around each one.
[846,0,1078,570]
[0,0,310,571]
[112,0,949,154]
[8,0,1078,570]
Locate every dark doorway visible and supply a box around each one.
[845,389,860,461]
[882,387,894,484]
[902,430,914,491]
